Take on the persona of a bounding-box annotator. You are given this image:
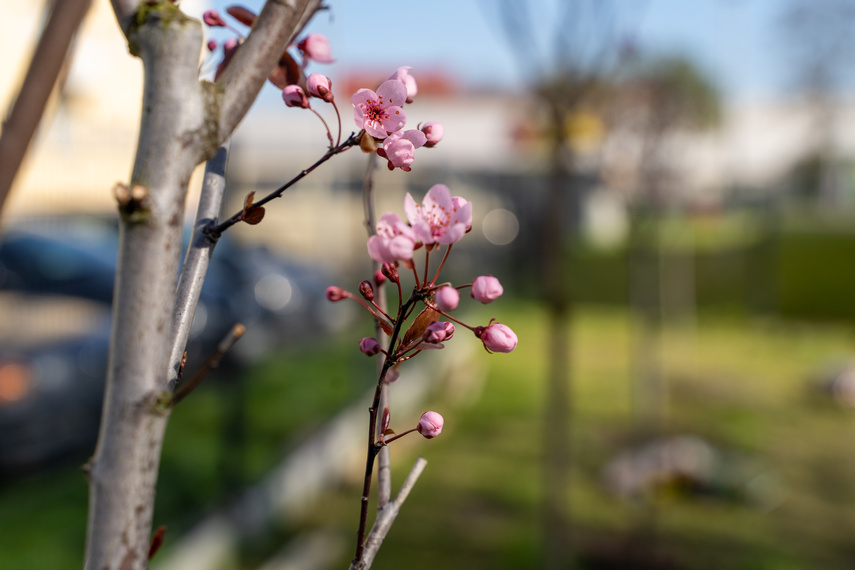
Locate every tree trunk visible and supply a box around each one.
[84,7,209,568]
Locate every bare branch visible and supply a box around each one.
[217,0,324,141]
[110,0,139,36]
[168,141,230,390]
[0,0,92,217]
[352,458,428,570]
[360,153,393,508]
[172,323,246,405]
[490,0,541,80]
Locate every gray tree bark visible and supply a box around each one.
[84,2,321,568]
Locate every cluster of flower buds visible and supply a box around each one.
[327,184,518,363]
[201,7,334,96]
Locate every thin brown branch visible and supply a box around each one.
[210,132,359,235]
[172,323,246,405]
[352,290,423,565]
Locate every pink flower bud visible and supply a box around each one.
[306,73,334,102]
[206,40,218,51]
[359,280,374,301]
[435,286,459,311]
[282,85,310,109]
[325,286,347,302]
[359,337,380,356]
[374,269,387,286]
[378,129,426,172]
[475,322,517,353]
[420,122,444,148]
[423,321,450,344]
[297,33,334,63]
[388,66,417,103]
[441,321,455,340]
[417,411,444,439]
[202,9,227,27]
[471,275,503,304]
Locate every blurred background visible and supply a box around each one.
[4,0,855,568]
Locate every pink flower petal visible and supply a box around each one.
[376,80,408,107]
[379,105,406,135]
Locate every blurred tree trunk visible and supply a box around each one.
[541,100,574,570]
[0,0,92,218]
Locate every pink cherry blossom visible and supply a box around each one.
[206,40,217,51]
[471,275,503,304]
[202,9,226,27]
[475,322,518,353]
[306,73,334,102]
[282,85,309,109]
[378,129,427,172]
[420,122,444,147]
[367,212,417,264]
[404,184,472,245]
[359,337,380,356]
[417,411,444,439]
[435,286,459,311]
[297,33,334,63]
[352,80,407,138]
[387,66,417,103]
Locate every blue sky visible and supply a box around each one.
[206,0,794,101]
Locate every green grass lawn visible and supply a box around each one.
[317,303,855,570]
[3,302,855,569]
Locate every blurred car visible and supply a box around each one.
[0,292,110,476]
[0,216,333,362]
[0,216,333,474]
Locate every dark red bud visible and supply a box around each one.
[359,280,374,301]
[381,263,399,284]
[381,406,391,434]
